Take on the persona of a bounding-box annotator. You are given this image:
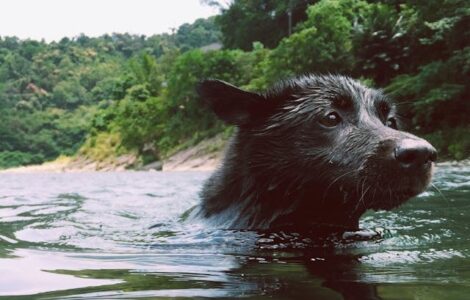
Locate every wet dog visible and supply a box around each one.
[196,75,436,233]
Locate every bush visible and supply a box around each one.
[0,151,44,168]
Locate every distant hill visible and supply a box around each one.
[0,17,221,168]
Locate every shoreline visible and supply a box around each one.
[1,157,468,174]
[0,135,226,174]
[0,157,221,173]
[0,154,222,174]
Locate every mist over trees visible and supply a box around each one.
[0,1,468,168]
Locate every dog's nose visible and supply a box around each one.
[394,139,437,167]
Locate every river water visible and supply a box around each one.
[0,163,469,299]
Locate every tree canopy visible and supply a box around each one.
[0,0,468,168]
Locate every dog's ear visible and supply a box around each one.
[197,79,266,126]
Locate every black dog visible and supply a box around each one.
[196,75,436,233]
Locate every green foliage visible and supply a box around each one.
[52,80,89,109]
[0,18,221,168]
[145,49,247,153]
[386,40,469,133]
[0,151,44,168]
[0,0,468,168]
[263,0,364,84]
[0,107,93,169]
[128,53,163,96]
[216,0,315,50]
[113,97,165,155]
[91,46,269,158]
[78,131,130,163]
[352,3,420,84]
[175,17,221,51]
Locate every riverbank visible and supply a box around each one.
[0,134,227,173]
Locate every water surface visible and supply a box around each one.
[0,164,469,299]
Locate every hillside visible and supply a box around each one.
[0,17,221,168]
[0,0,468,170]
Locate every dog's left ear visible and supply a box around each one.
[197,79,266,126]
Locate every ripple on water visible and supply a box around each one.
[0,166,470,298]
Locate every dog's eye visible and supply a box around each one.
[386,117,398,129]
[319,112,341,127]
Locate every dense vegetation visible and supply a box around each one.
[0,1,468,168]
[0,17,221,167]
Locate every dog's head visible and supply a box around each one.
[198,75,436,212]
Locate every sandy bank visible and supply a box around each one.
[0,155,138,173]
[0,135,226,173]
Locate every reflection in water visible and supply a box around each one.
[0,249,123,296]
[0,164,469,299]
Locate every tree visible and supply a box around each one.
[264,0,364,84]
[216,0,316,50]
[175,17,221,51]
[352,3,419,85]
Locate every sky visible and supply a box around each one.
[0,0,220,42]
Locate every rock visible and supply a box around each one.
[140,161,163,171]
[162,134,225,171]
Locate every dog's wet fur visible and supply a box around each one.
[196,75,436,234]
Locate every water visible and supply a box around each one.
[0,163,469,299]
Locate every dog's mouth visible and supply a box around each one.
[341,160,435,211]
[367,187,422,210]
[363,163,434,211]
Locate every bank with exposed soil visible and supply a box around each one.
[0,134,227,173]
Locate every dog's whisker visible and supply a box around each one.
[431,183,449,203]
[322,169,359,201]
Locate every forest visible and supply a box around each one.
[0,0,468,169]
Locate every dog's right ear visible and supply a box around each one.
[197,79,266,126]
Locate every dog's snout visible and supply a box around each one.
[394,139,437,167]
